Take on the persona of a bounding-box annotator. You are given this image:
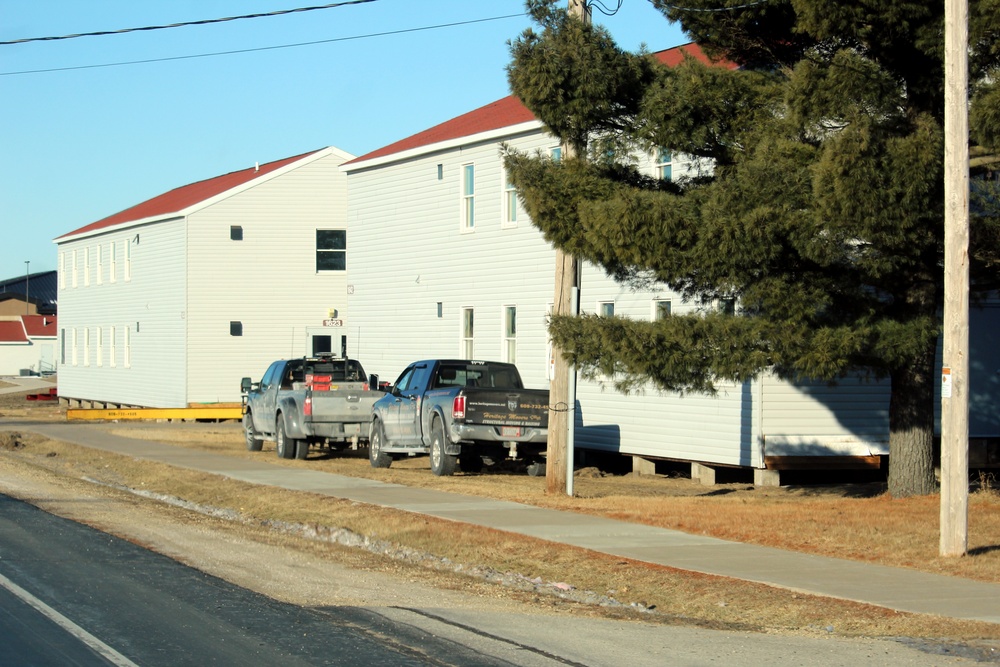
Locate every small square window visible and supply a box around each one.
[230,226,244,241]
[599,301,615,317]
[230,321,243,336]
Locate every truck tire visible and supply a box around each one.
[429,417,457,476]
[294,438,309,460]
[369,419,392,469]
[275,418,295,460]
[243,412,263,452]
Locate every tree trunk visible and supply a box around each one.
[887,346,938,497]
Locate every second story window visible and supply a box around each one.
[110,240,117,283]
[96,244,103,285]
[462,163,475,231]
[599,301,615,317]
[502,171,518,228]
[316,230,347,271]
[653,299,671,320]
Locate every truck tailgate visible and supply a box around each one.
[464,389,549,429]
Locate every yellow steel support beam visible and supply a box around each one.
[67,407,242,421]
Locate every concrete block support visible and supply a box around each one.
[754,468,781,487]
[691,462,716,486]
[632,456,656,476]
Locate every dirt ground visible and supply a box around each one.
[2,384,1000,645]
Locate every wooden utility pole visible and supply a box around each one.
[546,0,590,495]
[940,0,970,557]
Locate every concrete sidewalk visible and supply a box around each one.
[0,376,55,395]
[7,420,1000,625]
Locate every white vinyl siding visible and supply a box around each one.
[345,130,556,386]
[185,149,352,404]
[54,148,353,408]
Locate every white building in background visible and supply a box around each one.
[343,44,1000,480]
[54,146,356,408]
[0,315,58,376]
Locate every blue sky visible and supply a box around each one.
[0,1,685,276]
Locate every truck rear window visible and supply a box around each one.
[434,363,523,389]
[307,359,365,382]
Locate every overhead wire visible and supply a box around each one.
[0,0,377,46]
[652,0,776,12]
[0,13,526,77]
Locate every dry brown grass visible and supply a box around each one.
[109,421,1000,584]
[4,430,1000,641]
[4,392,1000,640]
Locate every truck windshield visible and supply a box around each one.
[434,363,523,389]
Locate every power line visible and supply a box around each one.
[653,0,777,12]
[0,1,377,46]
[0,14,526,77]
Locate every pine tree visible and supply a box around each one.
[506,0,1000,497]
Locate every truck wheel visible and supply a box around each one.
[369,419,392,469]
[294,439,309,460]
[275,418,295,460]
[243,412,263,452]
[430,417,457,476]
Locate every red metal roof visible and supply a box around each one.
[347,43,736,166]
[0,321,28,344]
[22,315,57,338]
[57,149,325,240]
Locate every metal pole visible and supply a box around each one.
[940,0,969,557]
[566,286,578,496]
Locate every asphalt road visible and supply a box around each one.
[0,492,526,667]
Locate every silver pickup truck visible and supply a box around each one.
[241,356,384,460]
[369,359,549,476]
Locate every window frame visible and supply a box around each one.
[655,148,673,181]
[461,307,475,358]
[501,168,518,228]
[598,301,615,317]
[502,305,517,363]
[315,229,347,272]
[652,299,672,320]
[461,163,475,232]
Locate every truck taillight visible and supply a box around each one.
[304,395,312,417]
[453,395,466,420]
[362,383,369,391]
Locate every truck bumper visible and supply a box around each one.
[450,424,547,445]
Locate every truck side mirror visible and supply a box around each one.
[368,374,379,390]
[241,377,253,393]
